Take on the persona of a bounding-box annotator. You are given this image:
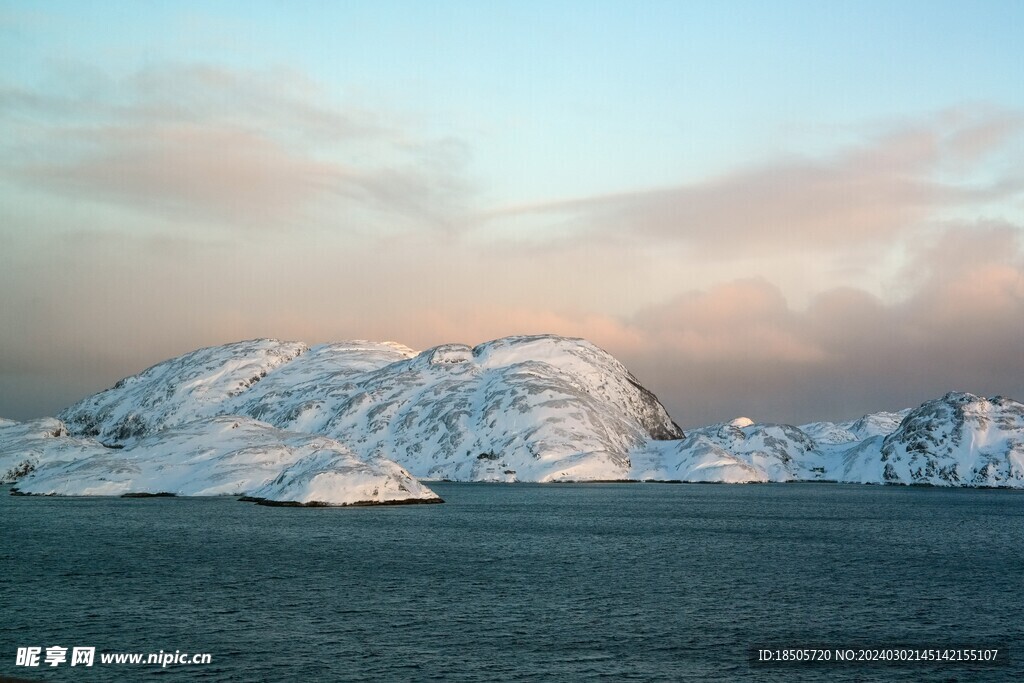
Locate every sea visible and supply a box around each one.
[2,482,1021,682]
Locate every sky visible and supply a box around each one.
[1,0,1023,427]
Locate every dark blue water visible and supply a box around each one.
[2,482,1021,681]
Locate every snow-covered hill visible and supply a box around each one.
[839,392,1024,486]
[58,339,311,442]
[5,336,1023,491]
[57,335,683,482]
[6,415,440,506]
[636,393,1024,488]
[798,409,912,447]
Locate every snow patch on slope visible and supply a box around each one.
[0,417,80,483]
[631,435,768,483]
[59,339,309,443]
[13,416,440,506]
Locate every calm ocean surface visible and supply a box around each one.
[2,482,1021,682]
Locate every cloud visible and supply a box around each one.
[24,124,339,225]
[410,226,1022,428]
[2,222,1021,426]
[0,63,471,230]
[3,95,1022,427]
[355,223,1021,427]
[487,106,1024,255]
[618,224,1024,425]
[941,105,1024,163]
[632,279,829,364]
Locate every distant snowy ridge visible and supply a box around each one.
[636,392,1024,488]
[3,336,1023,492]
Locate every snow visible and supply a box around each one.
[867,393,1024,486]
[631,436,768,483]
[11,415,440,506]
[626,393,1024,488]
[55,334,683,484]
[0,417,77,483]
[5,336,1024,493]
[59,339,309,443]
[245,449,441,506]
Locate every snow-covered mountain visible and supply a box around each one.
[685,420,823,481]
[57,335,683,482]
[4,336,1023,492]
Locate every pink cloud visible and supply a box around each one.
[487,107,1024,255]
[632,279,829,364]
[3,63,471,230]
[27,124,338,224]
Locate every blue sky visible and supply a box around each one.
[1,1,1023,425]
[7,1,1022,201]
